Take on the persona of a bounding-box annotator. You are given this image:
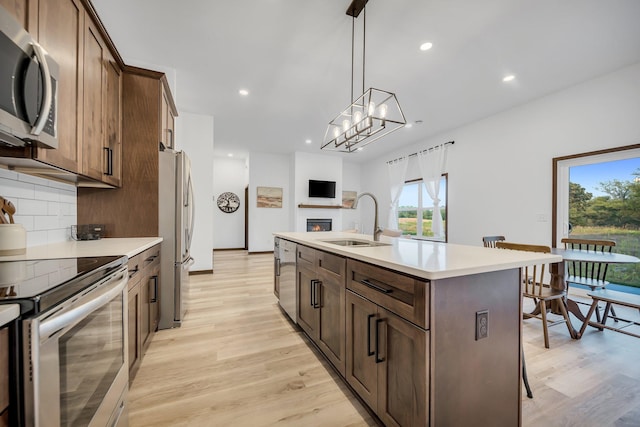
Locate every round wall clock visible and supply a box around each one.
[217,192,240,213]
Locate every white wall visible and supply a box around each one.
[341,161,362,231]
[175,112,214,271]
[213,157,248,249]
[293,152,343,233]
[248,152,292,252]
[0,169,76,246]
[361,62,640,247]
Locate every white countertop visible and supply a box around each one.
[0,237,163,262]
[0,304,19,326]
[274,232,562,280]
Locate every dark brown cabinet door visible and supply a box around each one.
[377,307,428,427]
[127,281,141,374]
[33,0,83,173]
[140,274,150,349]
[81,17,105,180]
[0,0,33,30]
[296,266,317,337]
[317,268,346,376]
[103,50,122,187]
[0,326,9,423]
[345,290,378,412]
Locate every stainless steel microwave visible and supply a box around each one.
[0,7,58,149]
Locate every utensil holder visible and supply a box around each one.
[0,224,26,255]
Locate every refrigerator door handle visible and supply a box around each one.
[185,174,195,252]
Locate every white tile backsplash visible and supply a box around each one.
[0,169,76,246]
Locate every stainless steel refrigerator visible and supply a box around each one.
[158,149,195,329]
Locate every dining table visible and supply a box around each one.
[547,247,640,338]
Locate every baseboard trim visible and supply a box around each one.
[189,269,213,275]
[248,251,273,255]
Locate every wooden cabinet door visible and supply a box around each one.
[345,290,378,412]
[149,270,160,335]
[296,265,318,338]
[103,50,122,187]
[377,307,428,427]
[0,0,34,30]
[160,86,174,149]
[127,280,141,375]
[33,0,83,173]
[81,16,105,180]
[316,266,346,376]
[140,272,150,350]
[0,326,8,421]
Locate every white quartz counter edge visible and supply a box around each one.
[0,304,20,326]
[274,232,562,281]
[0,237,163,261]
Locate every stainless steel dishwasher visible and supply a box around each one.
[274,237,297,323]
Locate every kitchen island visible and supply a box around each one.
[274,232,561,427]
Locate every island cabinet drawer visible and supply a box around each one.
[317,250,346,279]
[347,259,429,329]
[297,244,316,269]
[127,252,143,290]
[142,245,161,270]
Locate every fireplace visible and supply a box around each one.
[307,218,332,232]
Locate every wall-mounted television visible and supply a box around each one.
[308,180,336,198]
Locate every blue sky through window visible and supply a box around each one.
[570,157,640,197]
[398,180,447,209]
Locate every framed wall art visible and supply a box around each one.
[257,186,283,208]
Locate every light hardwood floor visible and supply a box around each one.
[129,250,640,427]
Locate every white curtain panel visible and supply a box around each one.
[387,157,409,229]
[417,144,449,238]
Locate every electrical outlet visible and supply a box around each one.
[476,310,489,340]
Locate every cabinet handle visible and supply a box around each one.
[367,314,376,356]
[168,128,174,148]
[275,258,281,276]
[108,148,113,176]
[375,318,385,364]
[360,279,393,294]
[150,276,158,303]
[145,255,158,262]
[310,280,316,307]
[314,280,321,309]
[128,266,139,278]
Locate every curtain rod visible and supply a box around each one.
[386,140,454,164]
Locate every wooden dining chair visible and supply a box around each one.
[496,242,574,349]
[561,238,617,322]
[482,235,505,248]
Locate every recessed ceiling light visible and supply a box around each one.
[419,42,433,51]
[405,123,413,129]
[357,147,364,152]
[502,75,516,83]
[228,153,233,157]
[238,89,249,96]
[305,139,312,144]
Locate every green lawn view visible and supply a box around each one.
[570,226,640,288]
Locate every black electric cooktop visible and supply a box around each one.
[0,256,127,316]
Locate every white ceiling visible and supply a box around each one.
[92,0,640,163]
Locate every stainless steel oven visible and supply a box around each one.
[0,256,128,427]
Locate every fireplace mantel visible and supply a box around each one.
[297,204,342,209]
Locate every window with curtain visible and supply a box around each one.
[397,175,448,241]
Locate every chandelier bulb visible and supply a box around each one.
[379,104,388,118]
[368,101,376,116]
[342,119,351,132]
[353,111,363,130]
[333,127,340,139]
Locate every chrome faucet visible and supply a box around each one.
[352,192,383,241]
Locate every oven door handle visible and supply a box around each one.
[39,269,127,340]
[30,42,53,136]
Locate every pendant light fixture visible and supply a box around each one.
[321,0,406,153]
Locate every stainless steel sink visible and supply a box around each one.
[322,239,391,247]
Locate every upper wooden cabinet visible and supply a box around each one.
[31,0,84,174]
[0,0,123,187]
[160,85,175,149]
[78,68,177,237]
[82,16,106,180]
[103,49,122,187]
